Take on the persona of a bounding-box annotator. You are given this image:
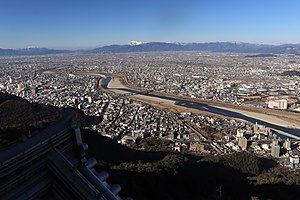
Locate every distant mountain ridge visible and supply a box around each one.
[88,42,300,54]
[1,42,300,56]
[0,47,71,56]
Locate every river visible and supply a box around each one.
[102,77,300,139]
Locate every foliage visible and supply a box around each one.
[112,154,187,174]
[132,137,173,152]
[1,92,299,199]
[202,126,225,140]
[0,93,86,146]
[222,152,261,175]
[203,152,263,175]
[255,167,300,185]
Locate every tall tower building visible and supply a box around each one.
[272,140,279,146]
[238,137,248,150]
[271,145,280,158]
[283,139,291,150]
[236,129,244,138]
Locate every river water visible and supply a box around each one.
[102,77,300,139]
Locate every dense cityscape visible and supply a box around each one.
[1,52,300,169]
[2,1,300,199]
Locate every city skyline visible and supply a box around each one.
[1,0,300,49]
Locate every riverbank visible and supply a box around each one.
[118,76,300,126]
[106,76,300,139]
[107,77,234,116]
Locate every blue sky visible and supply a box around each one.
[0,0,300,49]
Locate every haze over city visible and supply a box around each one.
[1,0,300,49]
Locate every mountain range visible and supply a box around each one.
[1,42,300,56]
[0,47,70,56]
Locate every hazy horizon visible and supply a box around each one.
[2,40,300,51]
[1,0,300,49]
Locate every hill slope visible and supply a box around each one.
[2,42,300,56]
[0,92,85,146]
[0,47,71,56]
[0,93,299,199]
[88,42,300,54]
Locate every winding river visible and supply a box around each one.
[102,76,300,139]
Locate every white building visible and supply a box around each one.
[268,99,288,110]
[290,156,300,164]
[236,129,245,138]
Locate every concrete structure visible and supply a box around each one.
[271,145,280,158]
[236,129,245,138]
[253,124,271,135]
[238,137,248,150]
[272,140,279,146]
[283,139,291,150]
[268,99,288,110]
[290,156,299,164]
[189,142,206,153]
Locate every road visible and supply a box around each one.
[45,70,300,139]
[104,76,300,139]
